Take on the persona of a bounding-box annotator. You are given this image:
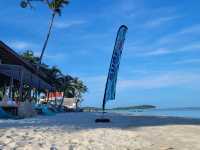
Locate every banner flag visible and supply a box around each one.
[102,25,128,110]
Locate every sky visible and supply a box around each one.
[1,0,200,108]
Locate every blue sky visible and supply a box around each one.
[1,0,200,108]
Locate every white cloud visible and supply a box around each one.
[133,43,200,57]
[175,58,200,64]
[127,24,200,57]
[179,24,200,34]
[82,75,106,93]
[118,72,200,90]
[54,20,87,29]
[79,71,200,96]
[8,41,37,50]
[127,42,200,58]
[144,16,179,28]
[158,24,200,45]
[33,51,41,57]
[179,43,200,52]
[42,51,70,63]
[140,48,171,56]
[45,53,65,59]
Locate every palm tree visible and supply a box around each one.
[57,75,74,107]
[45,66,62,87]
[56,75,87,108]
[39,0,69,65]
[68,77,87,109]
[20,50,88,107]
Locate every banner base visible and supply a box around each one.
[95,118,110,123]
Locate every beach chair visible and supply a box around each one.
[41,106,55,116]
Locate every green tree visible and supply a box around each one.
[68,77,88,108]
[56,75,88,108]
[0,87,3,100]
[20,50,88,107]
[21,50,62,87]
[21,50,39,64]
[56,75,74,106]
[47,66,62,88]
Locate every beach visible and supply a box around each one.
[0,112,200,150]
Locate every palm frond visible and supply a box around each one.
[48,0,69,15]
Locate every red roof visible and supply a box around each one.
[48,92,63,98]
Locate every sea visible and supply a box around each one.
[111,107,200,119]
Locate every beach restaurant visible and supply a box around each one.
[0,41,53,116]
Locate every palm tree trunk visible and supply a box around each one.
[39,12,56,64]
[60,91,65,106]
[75,100,78,109]
[54,91,57,106]
[47,92,49,103]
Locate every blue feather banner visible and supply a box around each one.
[102,25,128,110]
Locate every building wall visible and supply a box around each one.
[63,98,77,109]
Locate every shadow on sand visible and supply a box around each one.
[0,112,200,132]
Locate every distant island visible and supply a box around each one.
[82,107,102,112]
[111,105,156,110]
[82,105,156,112]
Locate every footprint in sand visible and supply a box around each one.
[25,132,29,136]
[68,145,76,150]
[6,135,12,139]
[160,147,174,150]
[89,139,94,143]
[38,142,45,148]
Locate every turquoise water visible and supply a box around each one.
[111,108,200,119]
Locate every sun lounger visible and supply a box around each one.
[34,104,55,116]
[42,106,55,116]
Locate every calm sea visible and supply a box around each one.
[111,107,200,119]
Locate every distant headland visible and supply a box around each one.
[111,105,156,110]
[82,105,156,112]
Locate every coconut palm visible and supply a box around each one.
[68,77,87,108]
[39,0,69,64]
[20,49,88,107]
[46,66,62,87]
[56,75,74,106]
[57,75,87,108]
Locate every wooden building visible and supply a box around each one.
[0,41,53,103]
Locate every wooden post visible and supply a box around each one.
[55,91,57,106]
[33,88,37,104]
[30,74,33,103]
[60,91,65,107]
[27,87,31,102]
[3,83,6,97]
[9,77,13,98]
[47,90,49,103]
[19,69,24,102]
[37,79,41,104]
[36,89,38,104]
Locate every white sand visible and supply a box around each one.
[0,112,200,150]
